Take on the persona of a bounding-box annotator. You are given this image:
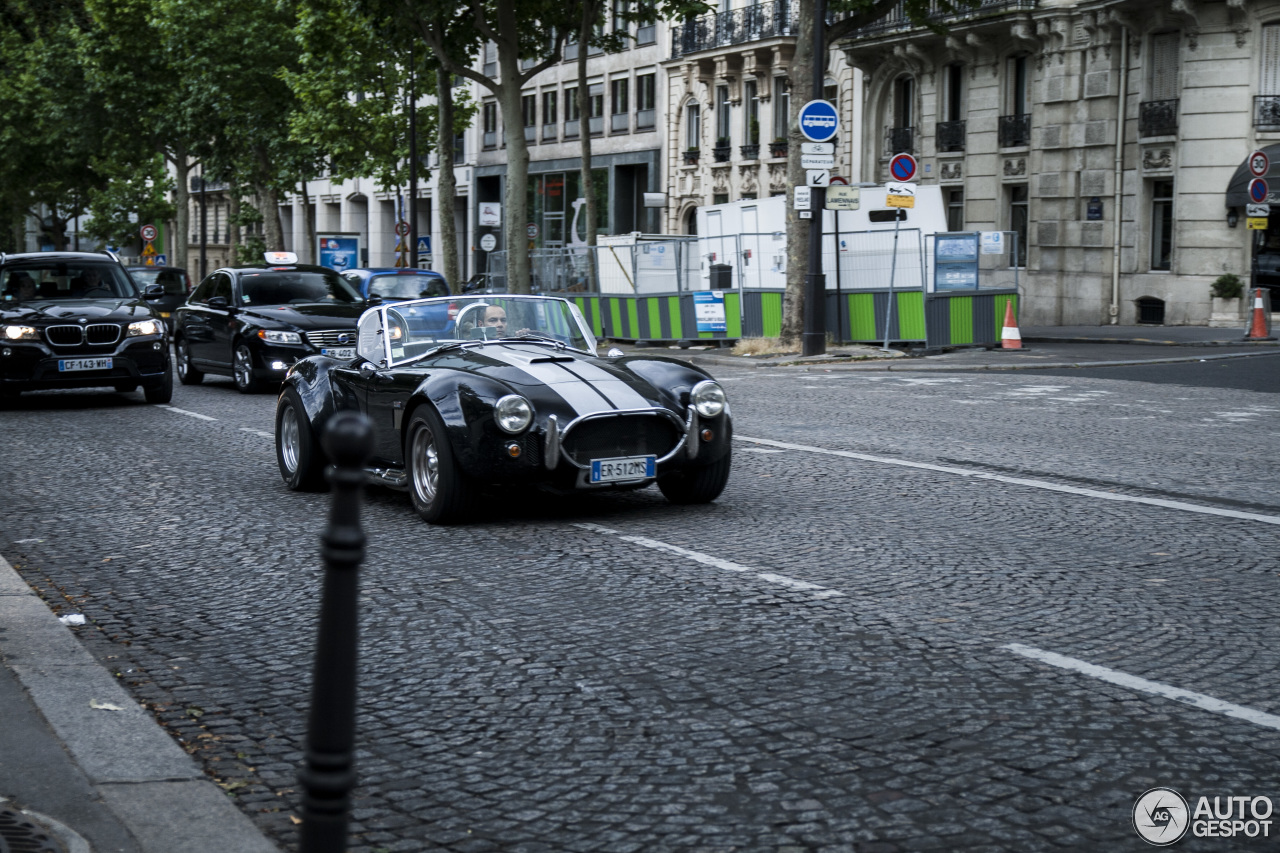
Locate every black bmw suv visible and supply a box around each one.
[0,251,172,403]
[173,253,368,393]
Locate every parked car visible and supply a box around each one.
[173,252,368,394]
[340,267,449,302]
[274,294,732,523]
[125,265,191,333]
[0,251,172,402]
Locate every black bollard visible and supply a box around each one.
[299,411,374,853]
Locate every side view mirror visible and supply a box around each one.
[206,296,229,309]
[366,293,383,306]
[144,283,165,299]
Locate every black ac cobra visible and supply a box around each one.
[274,294,732,523]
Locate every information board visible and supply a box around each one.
[934,232,980,291]
[693,290,727,332]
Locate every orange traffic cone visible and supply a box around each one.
[1000,299,1023,350]
[1244,288,1275,341]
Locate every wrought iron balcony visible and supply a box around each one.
[998,114,1030,148]
[1139,99,1178,138]
[936,119,966,152]
[713,144,732,162]
[670,0,797,58]
[740,143,760,160]
[1256,96,1280,130]
[847,0,1037,39]
[886,126,914,155]
[683,149,701,165]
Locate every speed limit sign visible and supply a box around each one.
[140,224,157,242]
[1251,150,1270,178]
[394,220,411,237]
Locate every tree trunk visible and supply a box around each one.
[257,184,285,252]
[577,0,599,292]
[228,193,241,264]
[299,180,317,263]
[497,57,531,294]
[172,150,190,271]
[436,66,461,294]
[781,0,817,346]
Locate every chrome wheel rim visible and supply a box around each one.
[176,341,189,379]
[280,405,300,473]
[234,347,252,389]
[411,424,439,504]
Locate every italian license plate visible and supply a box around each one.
[321,347,356,360]
[58,357,113,372]
[590,455,656,484]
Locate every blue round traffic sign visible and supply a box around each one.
[797,99,839,143]
[889,153,917,182]
[1250,177,1269,203]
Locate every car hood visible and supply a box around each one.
[1,299,154,323]
[241,303,364,329]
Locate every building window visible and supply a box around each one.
[1141,31,1181,137]
[588,83,604,134]
[636,73,655,129]
[564,86,580,137]
[483,41,497,78]
[611,78,629,132]
[686,102,701,151]
[744,79,759,144]
[889,76,914,153]
[636,0,656,43]
[944,64,964,121]
[613,0,629,35]
[715,85,730,146]
[1009,185,1028,267]
[713,193,729,205]
[522,93,537,142]
[542,91,557,141]
[1261,25,1280,127]
[1006,55,1029,116]
[1151,180,1174,271]
[946,189,964,232]
[773,76,790,141]
[454,132,465,163]
[482,101,498,148]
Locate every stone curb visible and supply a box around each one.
[0,555,281,853]
[682,347,1280,372]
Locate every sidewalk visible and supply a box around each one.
[0,555,279,853]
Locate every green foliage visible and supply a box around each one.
[1211,273,1243,299]
[83,155,175,246]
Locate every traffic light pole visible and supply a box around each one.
[801,0,827,358]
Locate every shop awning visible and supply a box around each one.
[1225,143,1280,208]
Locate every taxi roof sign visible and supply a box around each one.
[264,251,298,265]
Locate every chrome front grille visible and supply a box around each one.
[562,414,682,465]
[86,324,121,345]
[304,329,356,348]
[45,325,84,346]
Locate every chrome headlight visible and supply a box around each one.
[494,394,533,434]
[691,380,727,418]
[126,319,163,337]
[2,325,39,341]
[258,329,302,344]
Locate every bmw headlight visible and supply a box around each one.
[126,319,163,337]
[258,329,302,344]
[494,394,533,434]
[2,325,39,341]
[690,380,727,418]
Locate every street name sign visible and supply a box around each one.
[801,142,834,155]
[825,186,860,210]
[797,100,839,143]
[806,170,830,187]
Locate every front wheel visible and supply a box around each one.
[176,338,203,385]
[276,387,327,491]
[233,343,261,394]
[406,407,478,524]
[143,365,173,404]
[657,450,732,505]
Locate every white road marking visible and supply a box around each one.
[1004,643,1280,732]
[239,428,274,439]
[741,448,786,454]
[735,435,1280,527]
[153,405,216,422]
[574,523,844,599]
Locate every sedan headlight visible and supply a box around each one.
[2,325,39,341]
[258,329,302,344]
[126,319,163,337]
[494,394,533,434]
[690,380,727,418]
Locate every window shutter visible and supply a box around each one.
[1149,32,1180,101]
[1263,25,1280,96]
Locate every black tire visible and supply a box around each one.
[406,406,478,524]
[232,343,261,394]
[657,449,732,505]
[142,365,173,404]
[275,388,327,491]
[176,337,203,385]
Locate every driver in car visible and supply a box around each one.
[482,305,508,336]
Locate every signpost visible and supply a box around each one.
[796,26,836,355]
[416,236,431,255]
[806,170,830,187]
[1249,178,1269,204]
[1248,203,1271,218]
[140,224,158,242]
[885,183,916,208]
[1251,150,1270,178]
[140,224,159,266]
[888,153,918,183]
[824,186,860,211]
[393,221,410,268]
[797,100,839,144]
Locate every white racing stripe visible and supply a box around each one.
[1004,643,1280,731]
[154,405,217,422]
[481,348,613,416]
[574,522,844,598]
[737,435,1280,527]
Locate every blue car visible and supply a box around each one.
[341,268,450,302]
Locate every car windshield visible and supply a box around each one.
[376,295,593,364]
[1,262,137,302]
[239,270,362,306]
[368,273,448,300]
[129,268,186,294]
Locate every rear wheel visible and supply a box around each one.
[142,365,173,404]
[276,388,327,491]
[406,407,478,524]
[657,449,732,505]
[176,338,203,385]
[233,343,261,394]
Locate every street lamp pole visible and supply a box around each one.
[802,0,827,357]
[409,49,419,269]
[199,164,208,280]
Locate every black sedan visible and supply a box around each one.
[125,265,191,333]
[0,251,171,403]
[274,295,732,523]
[174,253,370,393]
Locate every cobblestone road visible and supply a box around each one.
[2,363,1279,852]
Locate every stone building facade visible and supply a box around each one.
[843,0,1275,326]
